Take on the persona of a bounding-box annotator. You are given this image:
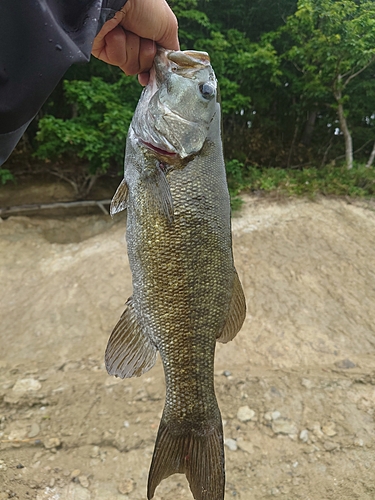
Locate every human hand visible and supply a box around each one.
[92,0,179,85]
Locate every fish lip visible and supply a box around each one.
[139,139,179,158]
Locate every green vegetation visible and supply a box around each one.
[4,0,375,202]
[0,168,14,185]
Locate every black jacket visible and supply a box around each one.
[0,0,126,165]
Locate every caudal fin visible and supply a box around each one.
[147,419,225,500]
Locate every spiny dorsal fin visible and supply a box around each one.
[105,298,157,378]
[110,179,129,217]
[147,419,225,500]
[217,270,246,343]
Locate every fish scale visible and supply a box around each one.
[106,48,246,500]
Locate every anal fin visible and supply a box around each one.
[105,297,157,378]
[217,269,246,343]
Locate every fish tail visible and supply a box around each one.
[147,418,225,500]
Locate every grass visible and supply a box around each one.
[227,161,375,206]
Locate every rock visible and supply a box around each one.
[237,406,256,422]
[60,483,91,500]
[118,479,135,495]
[270,487,281,496]
[28,422,41,438]
[70,469,81,479]
[0,460,7,471]
[335,359,356,369]
[43,437,61,450]
[301,378,314,389]
[78,475,89,488]
[236,437,254,454]
[12,378,42,394]
[272,419,298,436]
[264,410,281,422]
[90,446,100,458]
[299,429,309,443]
[224,438,238,451]
[311,422,324,439]
[322,422,337,437]
[323,441,339,452]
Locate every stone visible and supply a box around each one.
[237,406,256,422]
[224,438,238,451]
[12,378,42,394]
[236,437,254,454]
[90,446,100,458]
[299,430,309,443]
[28,423,41,438]
[323,441,339,452]
[43,437,61,449]
[78,475,89,488]
[70,469,81,479]
[311,423,324,439]
[322,422,337,437]
[118,479,135,495]
[272,419,298,436]
[335,359,356,369]
[301,378,314,389]
[60,483,91,500]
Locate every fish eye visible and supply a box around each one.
[199,82,215,100]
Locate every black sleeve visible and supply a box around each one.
[0,0,126,166]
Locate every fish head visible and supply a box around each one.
[132,48,218,160]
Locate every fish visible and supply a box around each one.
[106,48,246,500]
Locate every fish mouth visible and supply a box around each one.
[140,139,178,158]
[154,49,211,82]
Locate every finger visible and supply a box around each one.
[92,12,124,59]
[120,30,141,75]
[138,72,150,86]
[99,25,127,67]
[138,38,157,74]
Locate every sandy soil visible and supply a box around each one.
[0,193,375,500]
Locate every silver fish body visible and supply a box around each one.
[107,49,246,500]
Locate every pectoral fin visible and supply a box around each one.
[105,298,157,378]
[144,162,174,223]
[217,270,246,343]
[110,179,129,216]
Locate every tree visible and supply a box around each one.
[280,0,375,168]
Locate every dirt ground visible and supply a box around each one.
[1,187,375,500]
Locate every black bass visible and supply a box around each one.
[106,48,246,500]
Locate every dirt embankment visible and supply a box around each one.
[0,193,375,500]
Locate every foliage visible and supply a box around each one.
[5,0,375,200]
[0,168,14,185]
[35,75,140,173]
